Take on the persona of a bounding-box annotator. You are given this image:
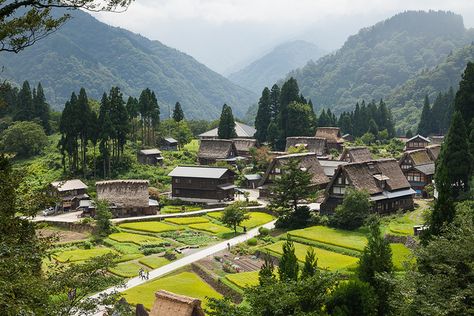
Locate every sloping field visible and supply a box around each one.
[119,221,183,233]
[287,226,368,251]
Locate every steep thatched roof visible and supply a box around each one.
[403,149,433,166]
[232,138,257,155]
[315,127,344,144]
[260,152,329,187]
[339,147,372,162]
[199,122,256,138]
[198,139,237,159]
[96,180,149,208]
[285,137,327,155]
[149,290,205,316]
[51,179,88,192]
[426,145,441,161]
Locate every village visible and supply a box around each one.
[34,121,440,315]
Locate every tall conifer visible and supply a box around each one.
[255,87,271,143]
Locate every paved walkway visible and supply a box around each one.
[89,220,275,314]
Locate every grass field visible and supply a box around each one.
[160,205,202,214]
[164,217,209,225]
[54,248,115,263]
[287,226,368,251]
[138,256,170,269]
[119,221,183,233]
[207,212,274,229]
[391,243,414,270]
[264,241,359,271]
[109,262,145,278]
[384,206,426,236]
[225,271,260,289]
[189,222,232,235]
[116,253,144,263]
[109,232,165,245]
[122,271,222,310]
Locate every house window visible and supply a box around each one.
[274,168,281,174]
[188,179,192,184]
[175,178,180,183]
[401,165,411,170]
[332,187,346,194]
[407,172,421,182]
[337,177,343,184]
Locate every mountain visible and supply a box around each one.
[228,40,326,93]
[0,10,257,119]
[285,11,474,119]
[387,43,474,132]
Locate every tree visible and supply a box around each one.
[0,121,48,157]
[454,61,474,126]
[33,82,51,133]
[258,253,276,286]
[220,203,249,235]
[217,104,237,139]
[0,0,133,53]
[172,102,184,122]
[254,87,271,143]
[95,200,113,237]
[417,95,432,135]
[278,238,299,281]
[332,188,372,230]
[326,280,378,316]
[276,77,300,150]
[14,81,33,121]
[358,216,394,316]
[368,119,379,136]
[138,88,160,147]
[286,102,314,137]
[301,247,317,279]
[269,84,280,119]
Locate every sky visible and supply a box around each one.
[93,0,474,74]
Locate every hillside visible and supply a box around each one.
[228,40,326,93]
[0,10,256,119]
[285,11,474,118]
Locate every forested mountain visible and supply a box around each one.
[387,44,474,132]
[285,11,474,125]
[0,10,256,119]
[228,40,326,93]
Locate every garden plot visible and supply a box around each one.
[164,217,209,225]
[139,256,170,269]
[108,232,165,245]
[207,212,274,228]
[161,230,217,245]
[122,271,222,310]
[109,261,145,278]
[287,226,368,251]
[160,205,202,214]
[264,241,359,271]
[119,221,183,233]
[54,248,115,263]
[225,271,260,289]
[189,222,232,235]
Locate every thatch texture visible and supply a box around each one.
[96,180,149,208]
[403,149,433,166]
[315,127,344,144]
[339,147,372,162]
[232,138,257,156]
[198,139,237,160]
[426,145,441,161]
[149,290,205,316]
[285,137,327,155]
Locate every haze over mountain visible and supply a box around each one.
[0,10,257,119]
[283,11,474,123]
[228,40,326,93]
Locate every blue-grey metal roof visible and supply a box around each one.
[168,166,232,179]
[244,174,262,181]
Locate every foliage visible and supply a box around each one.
[246,238,258,246]
[220,203,250,234]
[332,188,372,230]
[160,230,215,245]
[172,101,184,122]
[95,200,114,237]
[0,121,48,157]
[217,104,237,139]
[278,238,299,281]
[417,92,455,136]
[326,280,378,316]
[259,253,276,286]
[249,146,272,172]
[159,119,193,149]
[258,226,270,237]
[254,87,271,143]
[119,221,183,233]
[301,246,318,279]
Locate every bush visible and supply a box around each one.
[164,250,177,261]
[141,247,166,256]
[79,217,95,225]
[83,241,92,249]
[247,238,258,246]
[326,280,377,316]
[331,189,372,230]
[0,121,48,157]
[258,227,270,237]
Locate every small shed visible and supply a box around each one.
[243,174,262,189]
[138,149,164,165]
[162,137,178,151]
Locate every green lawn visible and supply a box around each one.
[109,232,165,245]
[189,222,232,235]
[119,221,183,233]
[207,211,274,229]
[164,217,209,225]
[160,205,202,214]
[139,256,170,269]
[109,262,145,278]
[122,272,222,310]
[225,271,260,289]
[264,241,359,271]
[391,243,414,270]
[54,248,115,263]
[287,226,368,251]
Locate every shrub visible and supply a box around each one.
[80,217,95,225]
[0,121,48,157]
[258,227,270,237]
[326,280,377,316]
[331,189,372,230]
[164,250,177,261]
[247,238,258,246]
[83,241,92,249]
[141,247,166,256]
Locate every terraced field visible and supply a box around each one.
[287,226,368,251]
[108,261,145,278]
[189,222,232,235]
[54,248,115,263]
[164,217,209,225]
[225,271,260,289]
[108,232,165,245]
[119,221,183,233]
[207,212,274,228]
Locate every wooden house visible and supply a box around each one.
[315,127,345,151]
[50,179,89,212]
[147,290,205,316]
[198,121,256,139]
[137,149,164,165]
[95,180,158,217]
[285,137,327,156]
[197,139,238,165]
[429,135,444,145]
[258,152,329,198]
[339,147,373,163]
[168,166,236,203]
[319,159,347,180]
[161,137,178,151]
[321,159,415,214]
[243,174,262,189]
[399,145,440,197]
[404,135,430,151]
[232,138,257,157]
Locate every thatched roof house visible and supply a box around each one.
[148,290,205,316]
[259,152,329,198]
[426,144,441,161]
[315,127,345,151]
[321,159,415,214]
[199,121,256,139]
[339,147,373,163]
[285,137,327,156]
[198,139,238,165]
[232,138,257,157]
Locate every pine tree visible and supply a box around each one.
[417,95,432,135]
[286,102,314,137]
[368,119,378,136]
[172,101,184,122]
[269,84,280,120]
[277,77,300,150]
[278,237,299,281]
[126,96,139,143]
[32,83,50,134]
[301,247,318,279]
[454,62,474,126]
[254,87,271,143]
[258,253,275,286]
[217,104,237,139]
[14,81,33,121]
